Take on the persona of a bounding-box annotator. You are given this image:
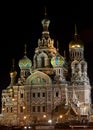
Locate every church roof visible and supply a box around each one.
[69,24,84,49]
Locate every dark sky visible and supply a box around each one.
[0,0,93,91]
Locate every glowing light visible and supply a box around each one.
[59,115,63,118]
[24,126,27,129]
[43,115,46,118]
[24,116,27,120]
[12,98,15,101]
[48,119,52,124]
[23,106,26,109]
[72,45,81,48]
[77,45,80,47]
[2,108,5,111]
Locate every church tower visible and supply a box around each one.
[33,9,57,74]
[69,24,91,116]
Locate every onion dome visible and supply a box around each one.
[7,86,13,92]
[18,44,32,69]
[69,24,84,48]
[41,8,50,32]
[10,59,17,77]
[42,18,50,31]
[10,71,17,77]
[51,53,64,67]
[19,55,32,69]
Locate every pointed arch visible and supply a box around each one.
[80,60,87,72]
[37,52,49,68]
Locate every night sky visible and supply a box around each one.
[0,1,93,98]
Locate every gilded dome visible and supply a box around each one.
[69,24,84,48]
[51,53,64,67]
[69,39,84,48]
[7,86,13,92]
[18,55,32,69]
[10,71,17,77]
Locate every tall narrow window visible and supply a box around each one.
[11,107,13,112]
[20,93,23,98]
[38,93,40,97]
[37,106,40,112]
[32,106,35,112]
[7,107,8,113]
[41,57,44,67]
[56,92,59,97]
[42,106,45,112]
[42,92,45,97]
[33,93,35,98]
[20,106,23,112]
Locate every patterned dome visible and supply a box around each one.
[51,53,64,67]
[18,55,32,69]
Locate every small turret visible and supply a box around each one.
[18,44,32,69]
[69,24,84,61]
[10,59,17,86]
[18,44,32,80]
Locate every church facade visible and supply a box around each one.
[0,13,92,126]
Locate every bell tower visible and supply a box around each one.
[69,25,92,116]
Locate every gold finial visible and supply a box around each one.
[57,40,59,51]
[75,24,78,35]
[10,58,17,81]
[10,58,15,73]
[24,44,27,56]
[44,6,47,18]
[74,24,79,42]
[12,58,15,71]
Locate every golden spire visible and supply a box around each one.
[24,44,27,56]
[10,58,17,77]
[75,24,78,35]
[41,6,50,33]
[44,6,47,18]
[10,58,15,72]
[74,24,78,42]
[9,58,17,87]
[12,58,15,71]
[57,40,59,51]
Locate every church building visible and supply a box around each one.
[0,12,92,126]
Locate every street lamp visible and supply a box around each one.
[23,126,32,129]
[48,119,52,124]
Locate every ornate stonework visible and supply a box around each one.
[0,14,92,126]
